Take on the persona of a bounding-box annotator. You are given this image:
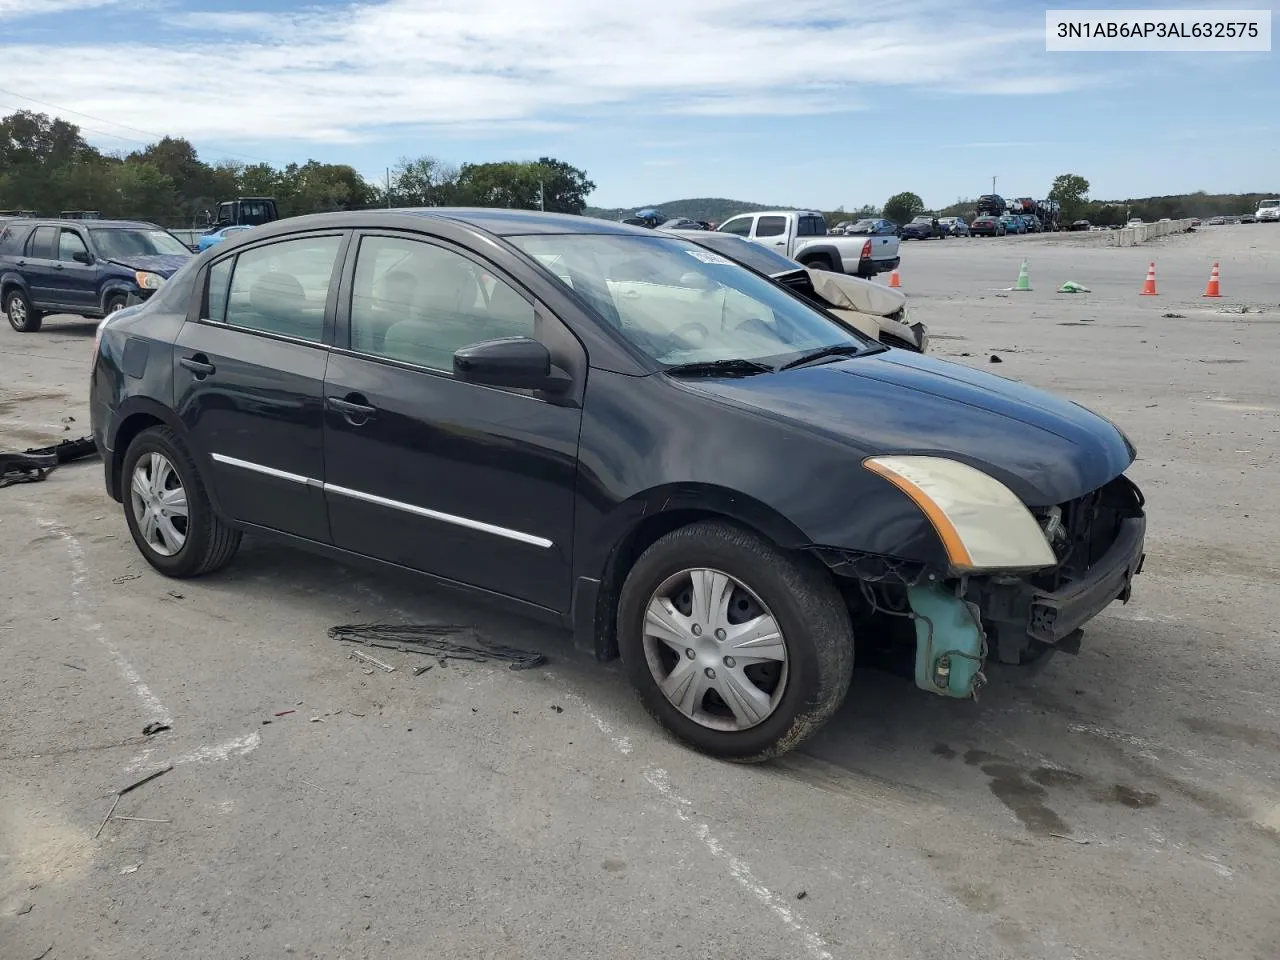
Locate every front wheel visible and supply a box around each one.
[617,521,854,762]
[104,293,129,315]
[121,426,242,578]
[5,289,42,332]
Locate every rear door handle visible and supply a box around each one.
[327,396,377,422]
[179,356,216,378]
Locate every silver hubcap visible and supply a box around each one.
[9,298,26,324]
[129,452,189,557]
[642,568,788,731]
[108,301,124,314]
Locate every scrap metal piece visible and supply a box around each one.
[348,648,395,673]
[330,623,546,670]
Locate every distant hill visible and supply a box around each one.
[584,197,788,224]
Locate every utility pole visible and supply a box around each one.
[992,175,997,195]
[539,180,545,212]
[385,168,391,208]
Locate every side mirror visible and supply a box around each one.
[73,251,93,265]
[453,337,569,393]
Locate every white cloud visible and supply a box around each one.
[0,0,116,16]
[0,0,1112,144]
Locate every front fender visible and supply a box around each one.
[99,279,139,312]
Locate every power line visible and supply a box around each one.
[0,84,277,165]
[0,102,156,150]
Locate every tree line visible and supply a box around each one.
[0,110,596,227]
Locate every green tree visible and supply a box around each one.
[111,162,177,222]
[1048,174,1090,220]
[387,155,462,207]
[532,157,595,214]
[883,191,925,225]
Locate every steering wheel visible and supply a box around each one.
[668,321,710,343]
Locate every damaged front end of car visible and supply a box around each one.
[809,459,1146,700]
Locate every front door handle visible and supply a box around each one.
[327,395,377,423]
[179,356,216,378]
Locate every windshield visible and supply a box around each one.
[1259,200,1279,209]
[509,233,870,367]
[91,228,190,258]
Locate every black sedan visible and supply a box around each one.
[900,216,943,240]
[90,209,1146,761]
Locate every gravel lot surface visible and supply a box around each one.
[2,224,1278,960]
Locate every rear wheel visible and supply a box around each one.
[121,426,241,578]
[5,289,42,332]
[617,521,854,762]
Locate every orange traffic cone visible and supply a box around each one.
[1140,262,1158,295]
[1202,262,1222,298]
[888,268,901,288]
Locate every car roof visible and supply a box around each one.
[25,218,161,229]
[388,208,651,236]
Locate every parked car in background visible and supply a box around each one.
[844,218,899,237]
[1190,218,1202,227]
[938,216,970,237]
[900,216,943,240]
[970,215,1005,237]
[1256,199,1279,222]
[1239,213,1257,224]
[662,229,928,353]
[1019,215,1042,233]
[975,194,1006,217]
[657,218,706,231]
[1,218,192,332]
[198,225,253,252]
[1126,217,1144,227]
[90,207,1145,761]
[998,215,1025,235]
[717,210,900,277]
[1071,220,1092,231]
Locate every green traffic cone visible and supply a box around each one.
[1011,259,1031,291]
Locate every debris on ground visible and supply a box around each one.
[62,662,86,671]
[120,863,141,875]
[348,648,395,673]
[113,816,170,824]
[1162,312,1185,319]
[551,704,564,714]
[95,764,174,838]
[413,665,432,677]
[796,891,808,900]
[0,436,99,489]
[330,623,546,670]
[112,575,140,584]
[275,709,296,717]
[989,354,1003,364]
[141,722,170,736]
[1058,281,1091,293]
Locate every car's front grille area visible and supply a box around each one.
[1030,475,1144,592]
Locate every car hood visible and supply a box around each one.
[804,269,905,317]
[679,350,1134,506]
[108,253,191,276]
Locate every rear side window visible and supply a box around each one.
[206,258,233,322]
[220,236,342,343]
[797,215,824,237]
[26,226,57,259]
[755,216,787,238]
[0,224,32,254]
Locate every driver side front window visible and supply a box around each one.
[719,217,753,237]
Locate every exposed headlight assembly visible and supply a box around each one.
[863,455,1056,572]
[135,271,165,290]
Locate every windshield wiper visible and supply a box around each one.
[779,344,867,370]
[664,358,773,377]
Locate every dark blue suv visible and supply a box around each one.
[0,218,191,332]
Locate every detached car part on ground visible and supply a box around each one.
[90,209,1145,762]
[663,229,927,352]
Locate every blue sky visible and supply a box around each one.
[0,0,1275,208]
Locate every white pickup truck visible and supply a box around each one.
[716,210,901,278]
[1256,198,1279,223]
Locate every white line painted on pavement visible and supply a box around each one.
[38,518,170,724]
[644,766,834,960]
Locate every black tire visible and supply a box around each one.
[5,288,42,332]
[121,426,241,578]
[104,293,129,315]
[802,255,837,272]
[617,520,854,762]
